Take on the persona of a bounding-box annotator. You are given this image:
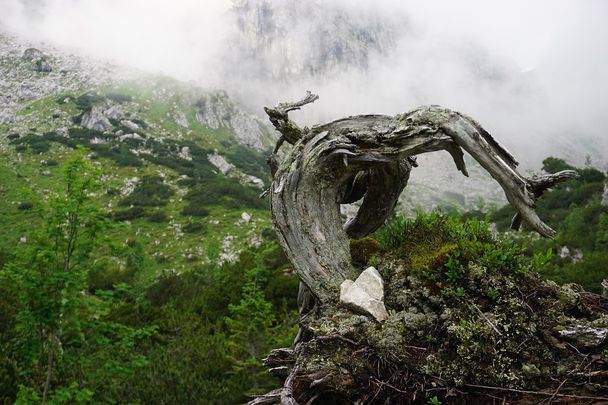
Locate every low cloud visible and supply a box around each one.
[1,0,607,168]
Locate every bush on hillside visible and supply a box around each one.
[119,176,173,208]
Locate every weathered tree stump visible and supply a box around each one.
[250,93,607,404]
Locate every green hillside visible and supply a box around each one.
[0,46,302,403]
[461,157,608,293]
[0,79,278,275]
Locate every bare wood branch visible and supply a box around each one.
[471,303,503,336]
[464,383,608,401]
[265,99,570,305]
[275,91,319,115]
[264,91,319,145]
[510,170,578,230]
[246,389,283,405]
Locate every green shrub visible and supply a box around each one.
[182,222,207,234]
[374,213,531,284]
[55,95,71,104]
[42,159,58,166]
[88,267,133,291]
[349,237,381,266]
[261,227,277,241]
[131,118,148,129]
[105,93,133,103]
[225,144,271,184]
[75,93,104,112]
[147,211,168,223]
[119,176,173,208]
[10,134,51,154]
[141,154,194,175]
[17,202,33,210]
[0,358,17,405]
[183,178,266,212]
[476,156,608,292]
[112,207,146,221]
[181,205,210,217]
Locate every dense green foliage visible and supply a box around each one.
[10,128,267,212]
[0,151,151,404]
[0,153,298,404]
[0,149,604,403]
[9,90,273,215]
[462,157,607,292]
[183,179,266,213]
[222,143,271,185]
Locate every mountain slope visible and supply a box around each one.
[0,31,280,281]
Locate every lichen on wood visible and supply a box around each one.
[249,93,607,404]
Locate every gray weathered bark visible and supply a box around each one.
[247,93,604,405]
[265,93,576,307]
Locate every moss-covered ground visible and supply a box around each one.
[284,213,608,404]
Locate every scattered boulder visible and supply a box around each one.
[81,105,113,132]
[33,58,52,73]
[22,48,44,61]
[208,152,234,175]
[179,146,192,161]
[0,109,13,124]
[23,48,52,72]
[103,105,125,120]
[195,91,270,150]
[244,174,264,189]
[175,111,189,129]
[207,152,264,188]
[340,266,388,322]
[558,245,584,262]
[118,133,143,141]
[120,119,140,131]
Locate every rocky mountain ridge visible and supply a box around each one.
[228,0,402,81]
[0,30,274,151]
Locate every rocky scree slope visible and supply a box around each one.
[0,31,279,279]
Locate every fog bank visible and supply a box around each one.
[1,0,607,168]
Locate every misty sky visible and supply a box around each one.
[1,0,607,168]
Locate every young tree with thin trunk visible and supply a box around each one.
[3,150,103,403]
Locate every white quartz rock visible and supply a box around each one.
[340,266,388,322]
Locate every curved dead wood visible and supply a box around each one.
[265,93,573,306]
[510,170,578,230]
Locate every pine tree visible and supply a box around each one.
[225,264,278,397]
[596,213,608,251]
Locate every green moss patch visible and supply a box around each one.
[297,213,608,403]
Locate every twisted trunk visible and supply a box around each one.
[251,94,596,405]
[267,98,574,306]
